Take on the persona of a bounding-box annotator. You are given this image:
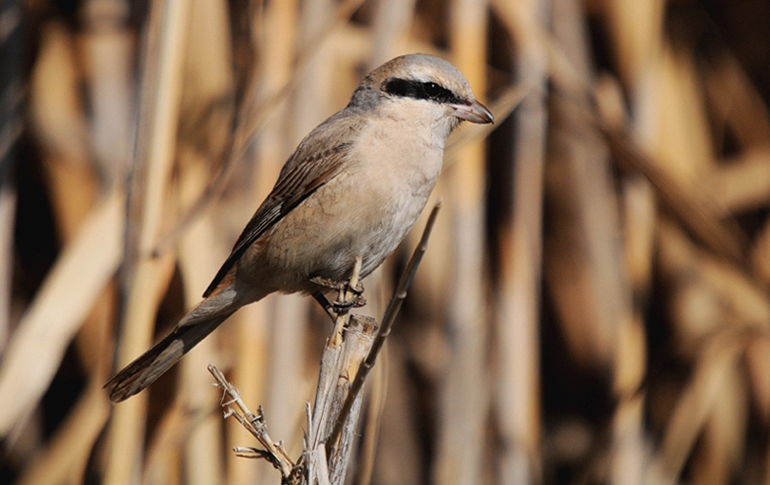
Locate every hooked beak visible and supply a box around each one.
[451,99,494,124]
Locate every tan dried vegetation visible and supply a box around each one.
[1,0,769,484]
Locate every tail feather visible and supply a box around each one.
[105,309,235,403]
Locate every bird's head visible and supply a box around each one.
[351,54,494,130]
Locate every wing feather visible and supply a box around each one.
[202,114,361,297]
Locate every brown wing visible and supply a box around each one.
[202,113,361,297]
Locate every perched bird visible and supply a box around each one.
[106,53,493,402]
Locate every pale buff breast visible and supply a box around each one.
[240,113,446,294]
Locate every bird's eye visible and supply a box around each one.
[420,81,460,104]
[424,82,442,98]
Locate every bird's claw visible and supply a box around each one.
[347,281,364,296]
[310,276,366,315]
[333,294,367,313]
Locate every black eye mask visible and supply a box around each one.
[381,78,468,105]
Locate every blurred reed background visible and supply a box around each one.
[1,0,770,484]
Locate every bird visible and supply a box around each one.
[105,53,494,403]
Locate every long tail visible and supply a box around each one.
[105,296,239,402]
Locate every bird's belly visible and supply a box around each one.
[251,163,435,293]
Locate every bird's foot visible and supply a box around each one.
[332,294,367,313]
[310,276,366,314]
[312,291,366,321]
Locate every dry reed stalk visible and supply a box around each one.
[0,22,82,438]
[141,403,186,485]
[302,258,370,485]
[648,321,746,485]
[32,17,123,452]
[489,1,548,483]
[27,25,94,244]
[549,4,649,483]
[227,301,272,485]
[264,293,311,441]
[81,0,134,181]
[171,1,236,482]
[745,337,770,419]
[598,0,659,382]
[568,5,651,485]
[0,0,22,353]
[11,269,115,483]
[547,0,623,370]
[656,216,770,336]
[316,314,377,485]
[104,254,178,485]
[8,1,770,483]
[702,55,770,151]
[652,209,764,485]
[0,171,15,352]
[369,0,415,67]
[0,137,13,327]
[367,340,424,485]
[28,17,118,393]
[754,222,770,292]
[652,48,714,182]
[294,0,336,139]
[14,380,111,485]
[603,0,665,93]
[594,34,670,485]
[432,1,490,485]
[599,33,664,485]
[708,149,770,215]
[177,186,227,483]
[599,11,769,481]
[253,0,299,195]
[0,191,124,436]
[689,361,747,485]
[354,352,386,485]
[602,117,748,271]
[104,0,191,483]
[9,151,116,484]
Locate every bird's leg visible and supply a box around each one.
[309,276,366,312]
[312,290,337,322]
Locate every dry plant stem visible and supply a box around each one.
[306,256,386,485]
[323,314,377,485]
[308,257,363,447]
[0,169,14,352]
[492,1,549,483]
[326,202,442,453]
[332,256,363,346]
[105,0,190,482]
[601,124,749,269]
[0,193,124,436]
[309,254,364,465]
[0,0,22,352]
[208,364,295,479]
